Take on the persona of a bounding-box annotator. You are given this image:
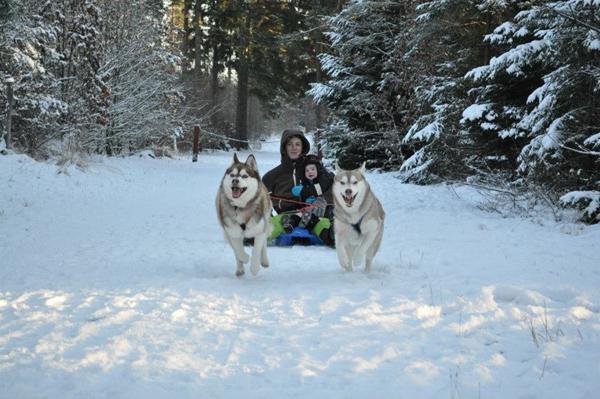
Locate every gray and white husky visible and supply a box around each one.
[333,162,385,272]
[216,153,273,277]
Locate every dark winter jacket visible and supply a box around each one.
[263,129,334,213]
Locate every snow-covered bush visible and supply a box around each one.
[0,0,68,155]
[0,0,187,157]
[465,0,600,210]
[560,191,600,223]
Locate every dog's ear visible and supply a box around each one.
[245,154,257,170]
[335,160,342,174]
[359,161,366,174]
[233,153,240,164]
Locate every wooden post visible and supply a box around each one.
[5,78,14,149]
[192,125,200,162]
[316,129,322,158]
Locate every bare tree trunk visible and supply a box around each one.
[248,95,262,138]
[193,0,203,83]
[484,13,492,65]
[235,14,250,150]
[315,59,323,129]
[182,0,193,66]
[210,44,220,127]
[5,79,13,149]
[235,60,249,150]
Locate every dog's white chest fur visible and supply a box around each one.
[223,209,266,238]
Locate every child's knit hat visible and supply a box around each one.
[303,154,322,170]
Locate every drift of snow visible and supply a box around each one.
[1,141,599,399]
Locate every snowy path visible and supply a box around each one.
[1,143,599,399]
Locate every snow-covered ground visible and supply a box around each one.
[1,139,599,399]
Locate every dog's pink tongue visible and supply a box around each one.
[232,187,241,198]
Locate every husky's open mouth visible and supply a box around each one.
[231,186,247,198]
[342,192,357,207]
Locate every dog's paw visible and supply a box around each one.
[235,269,245,277]
[261,259,269,268]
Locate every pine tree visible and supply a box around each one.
[309,0,414,169]
[399,0,517,182]
[463,1,548,180]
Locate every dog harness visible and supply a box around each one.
[234,206,251,231]
[351,215,364,235]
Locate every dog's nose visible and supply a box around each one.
[232,178,239,185]
[345,188,352,195]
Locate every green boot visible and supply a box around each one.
[269,214,286,240]
[311,217,335,247]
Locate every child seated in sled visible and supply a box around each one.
[281,155,332,233]
[262,130,335,246]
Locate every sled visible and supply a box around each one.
[244,227,323,247]
[272,226,323,246]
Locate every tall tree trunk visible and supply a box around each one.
[314,46,323,129]
[210,44,220,127]
[248,95,261,137]
[235,58,249,150]
[235,14,250,150]
[483,13,492,65]
[182,0,193,67]
[5,79,13,149]
[193,0,203,83]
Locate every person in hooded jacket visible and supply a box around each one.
[280,154,332,234]
[263,129,335,246]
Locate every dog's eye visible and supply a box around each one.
[241,174,248,179]
[229,173,235,178]
[352,181,357,185]
[339,181,346,185]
